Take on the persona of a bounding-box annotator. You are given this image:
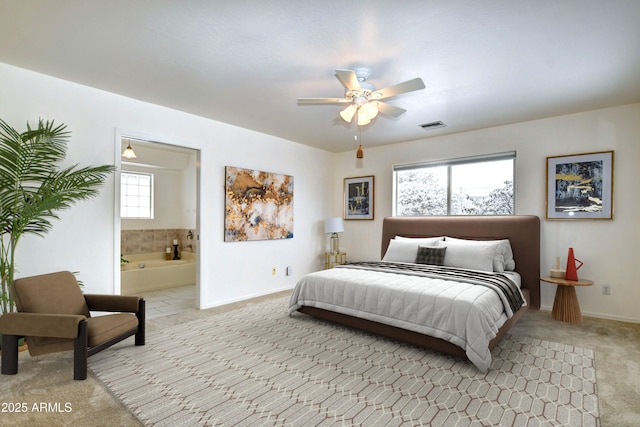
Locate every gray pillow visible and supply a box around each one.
[415,246,447,266]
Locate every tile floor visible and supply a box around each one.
[141,285,196,319]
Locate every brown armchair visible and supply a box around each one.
[0,271,145,380]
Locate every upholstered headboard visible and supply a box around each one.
[381,215,540,309]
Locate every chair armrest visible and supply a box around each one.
[84,294,143,313]
[0,312,86,338]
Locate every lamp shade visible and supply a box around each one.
[324,217,344,234]
[121,143,137,159]
[356,108,371,126]
[339,104,357,123]
[361,101,379,120]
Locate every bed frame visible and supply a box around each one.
[298,215,540,360]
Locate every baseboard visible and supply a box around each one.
[581,310,640,324]
[202,285,294,310]
[540,304,640,324]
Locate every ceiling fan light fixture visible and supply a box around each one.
[298,68,425,127]
[353,94,368,107]
[340,104,357,122]
[122,143,137,159]
[356,108,371,126]
[362,101,379,120]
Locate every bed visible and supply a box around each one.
[288,215,540,372]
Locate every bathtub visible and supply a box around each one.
[121,252,196,295]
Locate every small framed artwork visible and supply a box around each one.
[546,150,614,220]
[344,175,374,220]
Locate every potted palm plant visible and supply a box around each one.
[0,118,115,315]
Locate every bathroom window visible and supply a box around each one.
[121,172,154,219]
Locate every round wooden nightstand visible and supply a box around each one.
[541,276,593,323]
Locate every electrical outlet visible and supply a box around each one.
[272,268,276,275]
[602,284,611,295]
[286,266,292,276]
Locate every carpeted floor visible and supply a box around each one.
[1,290,639,426]
[88,296,598,426]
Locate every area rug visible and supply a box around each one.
[90,296,599,426]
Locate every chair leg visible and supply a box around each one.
[1,334,19,375]
[74,321,88,380]
[135,299,145,346]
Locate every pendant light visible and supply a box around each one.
[122,142,137,159]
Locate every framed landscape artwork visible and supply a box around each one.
[224,166,294,241]
[546,151,614,220]
[344,175,374,220]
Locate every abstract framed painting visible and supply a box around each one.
[343,175,374,220]
[224,166,294,241]
[546,151,614,220]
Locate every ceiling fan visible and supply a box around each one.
[297,68,425,126]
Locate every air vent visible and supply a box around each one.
[420,121,446,130]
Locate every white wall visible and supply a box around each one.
[180,153,198,230]
[332,104,640,323]
[0,62,332,308]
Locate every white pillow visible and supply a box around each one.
[505,258,516,271]
[436,240,496,272]
[382,236,444,263]
[501,241,516,271]
[394,236,444,245]
[444,237,515,272]
[382,239,422,262]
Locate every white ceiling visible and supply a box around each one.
[1,1,639,153]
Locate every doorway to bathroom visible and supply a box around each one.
[117,135,200,319]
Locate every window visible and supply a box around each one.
[394,152,515,216]
[121,172,154,218]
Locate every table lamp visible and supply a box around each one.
[324,217,344,254]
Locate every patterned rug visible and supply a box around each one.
[90,296,599,426]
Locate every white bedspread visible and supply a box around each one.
[288,264,523,372]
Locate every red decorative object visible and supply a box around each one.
[565,247,584,281]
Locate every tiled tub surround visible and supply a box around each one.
[121,229,196,255]
[121,251,196,295]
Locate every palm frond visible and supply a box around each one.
[0,118,115,313]
[9,164,115,237]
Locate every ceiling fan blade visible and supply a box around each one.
[372,77,425,100]
[335,69,362,92]
[297,97,350,104]
[376,101,406,118]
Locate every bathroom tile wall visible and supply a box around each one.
[121,229,196,255]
